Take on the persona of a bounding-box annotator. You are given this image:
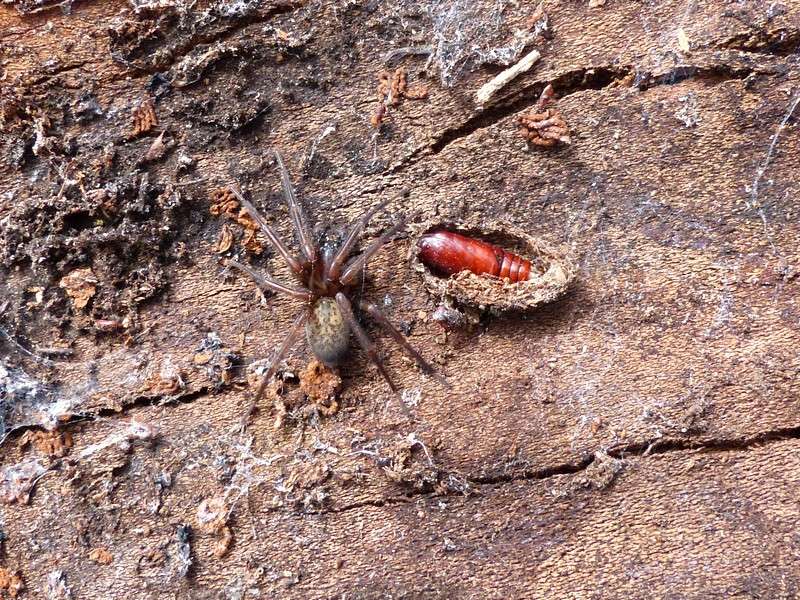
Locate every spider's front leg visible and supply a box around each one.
[228,186,307,279]
[273,149,316,264]
[325,197,391,283]
[339,216,408,286]
[226,260,311,301]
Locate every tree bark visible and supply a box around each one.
[1,0,799,598]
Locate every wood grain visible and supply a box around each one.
[1,0,799,597]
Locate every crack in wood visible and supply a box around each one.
[325,425,800,515]
[0,386,211,448]
[4,379,800,517]
[387,59,769,176]
[91,385,212,419]
[22,60,92,87]
[109,0,306,78]
[385,65,627,175]
[716,27,800,56]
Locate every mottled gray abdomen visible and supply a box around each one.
[306,297,351,366]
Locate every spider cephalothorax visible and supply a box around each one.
[226,150,446,404]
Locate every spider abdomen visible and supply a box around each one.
[306,297,351,366]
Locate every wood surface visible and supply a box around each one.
[1,0,799,598]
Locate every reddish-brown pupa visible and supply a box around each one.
[417,230,533,282]
[410,219,577,313]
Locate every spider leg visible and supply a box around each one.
[228,185,305,277]
[334,292,397,392]
[241,309,308,430]
[339,216,408,286]
[226,260,312,301]
[273,149,316,264]
[326,197,391,282]
[360,301,449,388]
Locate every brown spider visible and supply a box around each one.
[226,150,447,405]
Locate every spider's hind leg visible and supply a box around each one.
[334,293,397,393]
[360,302,449,388]
[239,310,308,431]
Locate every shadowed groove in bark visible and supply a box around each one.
[6,381,800,485]
[390,65,630,173]
[323,494,414,515]
[611,424,800,459]
[0,386,211,447]
[469,425,800,489]
[717,27,800,56]
[108,0,307,76]
[91,385,212,418]
[640,63,759,88]
[389,61,761,174]
[24,60,92,87]
[316,424,800,516]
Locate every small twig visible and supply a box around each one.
[34,347,74,358]
[0,327,53,366]
[474,48,541,108]
[383,45,433,66]
[173,177,207,187]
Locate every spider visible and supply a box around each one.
[225,150,447,406]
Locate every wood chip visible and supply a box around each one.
[131,98,157,137]
[140,131,171,163]
[0,568,24,598]
[216,223,235,253]
[88,548,114,565]
[59,267,98,310]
